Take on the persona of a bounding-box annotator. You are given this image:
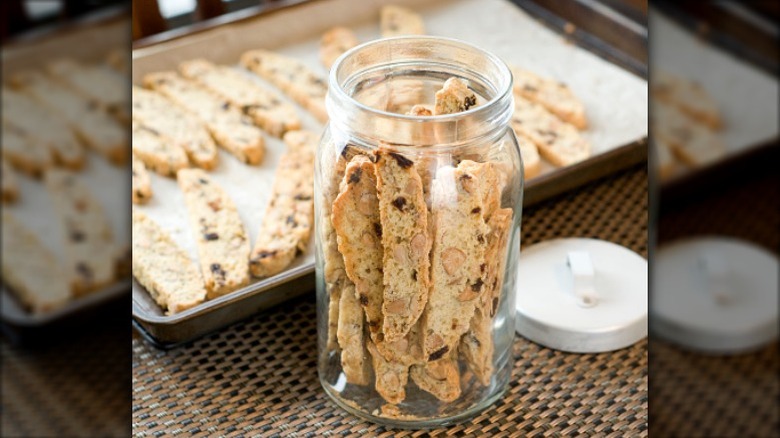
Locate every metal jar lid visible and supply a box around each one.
[652,237,779,354]
[515,238,648,353]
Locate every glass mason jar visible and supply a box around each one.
[315,36,523,427]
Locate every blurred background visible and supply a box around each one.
[2,1,131,437]
[649,1,779,437]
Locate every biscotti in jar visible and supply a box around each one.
[315,36,523,427]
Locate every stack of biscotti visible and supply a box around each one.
[327,77,514,407]
[2,51,132,313]
[509,66,590,179]
[651,72,726,180]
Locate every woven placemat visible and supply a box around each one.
[651,170,779,438]
[1,318,131,437]
[132,165,649,437]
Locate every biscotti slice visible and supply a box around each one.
[654,102,726,167]
[653,72,722,130]
[2,159,19,203]
[1,212,71,313]
[1,123,53,177]
[132,154,153,204]
[249,131,315,277]
[323,147,352,351]
[179,59,301,138]
[461,208,512,385]
[178,169,250,298]
[2,87,84,169]
[132,86,218,169]
[381,5,425,37]
[512,96,590,167]
[132,121,189,177]
[410,351,461,402]
[320,27,359,70]
[241,50,328,122]
[434,77,477,115]
[338,283,371,386]
[375,148,431,342]
[145,72,265,165]
[332,155,384,338]
[511,67,588,129]
[282,130,320,154]
[48,59,129,122]
[45,169,116,295]
[512,129,542,179]
[422,161,490,362]
[132,209,207,314]
[367,340,409,404]
[13,70,127,164]
[654,137,677,180]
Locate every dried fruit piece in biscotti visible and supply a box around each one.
[178,169,250,298]
[1,123,53,177]
[510,66,587,129]
[2,212,71,313]
[132,121,189,177]
[241,50,328,122]
[132,86,218,169]
[45,169,116,295]
[461,207,512,385]
[132,154,152,204]
[2,159,19,203]
[375,148,431,342]
[12,70,127,164]
[320,27,359,70]
[434,77,477,115]
[367,340,409,404]
[2,87,84,169]
[249,131,315,277]
[132,209,207,314]
[511,129,542,179]
[653,71,722,130]
[422,161,490,362]
[179,59,301,138]
[410,349,461,402]
[48,59,130,122]
[381,5,425,37]
[512,95,590,167]
[338,283,371,385]
[332,155,385,338]
[144,72,265,165]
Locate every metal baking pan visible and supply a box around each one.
[650,3,779,199]
[132,0,649,347]
[1,8,131,343]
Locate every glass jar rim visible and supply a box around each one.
[326,36,515,147]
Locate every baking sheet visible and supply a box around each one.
[1,18,130,323]
[132,0,648,329]
[651,11,779,160]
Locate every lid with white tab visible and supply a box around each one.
[515,238,648,353]
[652,237,779,354]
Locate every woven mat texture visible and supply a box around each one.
[651,170,779,438]
[1,317,131,437]
[131,165,649,437]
